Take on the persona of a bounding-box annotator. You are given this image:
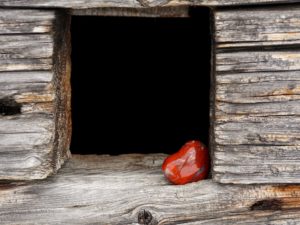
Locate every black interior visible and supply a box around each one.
[70,7,211,155]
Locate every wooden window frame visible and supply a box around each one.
[1,1,300,224]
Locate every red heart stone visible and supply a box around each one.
[162,140,209,185]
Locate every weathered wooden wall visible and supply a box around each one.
[1,2,300,225]
[1,154,300,224]
[213,6,300,184]
[0,10,71,180]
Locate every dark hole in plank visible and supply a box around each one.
[70,7,211,155]
[251,199,283,211]
[0,98,21,116]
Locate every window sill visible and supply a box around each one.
[1,154,300,224]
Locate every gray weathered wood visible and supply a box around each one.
[72,6,190,17]
[0,9,55,34]
[1,154,300,224]
[0,10,71,180]
[0,0,297,9]
[0,0,141,9]
[216,51,300,73]
[215,6,300,48]
[213,6,300,184]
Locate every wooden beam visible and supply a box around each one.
[72,6,191,17]
[215,6,300,48]
[0,0,298,9]
[1,154,300,224]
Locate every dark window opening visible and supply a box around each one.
[70,8,211,155]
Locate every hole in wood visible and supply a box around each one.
[70,7,211,155]
[250,199,283,211]
[0,98,21,116]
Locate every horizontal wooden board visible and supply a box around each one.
[1,154,300,224]
[0,0,297,8]
[216,71,300,84]
[0,114,54,179]
[72,6,190,17]
[215,6,300,48]
[0,0,141,9]
[0,35,53,59]
[0,9,55,34]
[215,116,300,145]
[0,71,53,100]
[0,33,53,72]
[214,145,300,184]
[216,50,300,73]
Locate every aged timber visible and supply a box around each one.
[213,5,300,184]
[0,0,298,9]
[0,10,71,180]
[1,154,300,224]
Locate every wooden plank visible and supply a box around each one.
[72,6,190,17]
[0,0,297,9]
[0,114,55,179]
[216,50,300,73]
[215,116,300,145]
[0,0,141,9]
[1,154,300,224]
[214,145,300,184]
[0,10,71,181]
[162,0,300,7]
[0,34,54,72]
[0,9,55,34]
[51,11,72,176]
[216,71,300,115]
[215,6,300,48]
[0,11,55,72]
[0,71,53,101]
[0,35,53,59]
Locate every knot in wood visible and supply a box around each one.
[138,209,153,225]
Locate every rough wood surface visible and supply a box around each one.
[72,6,190,17]
[213,6,300,184]
[0,10,71,180]
[0,0,297,9]
[1,154,300,224]
[215,6,300,48]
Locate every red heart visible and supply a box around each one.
[162,140,209,185]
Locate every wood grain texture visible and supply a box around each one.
[215,6,300,48]
[147,0,300,7]
[213,6,300,184]
[0,10,71,180]
[0,0,141,9]
[0,9,55,34]
[1,154,300,224]
[0,0,297,9]
[72,6,190,17]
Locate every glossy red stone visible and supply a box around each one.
[162,140,209,185]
